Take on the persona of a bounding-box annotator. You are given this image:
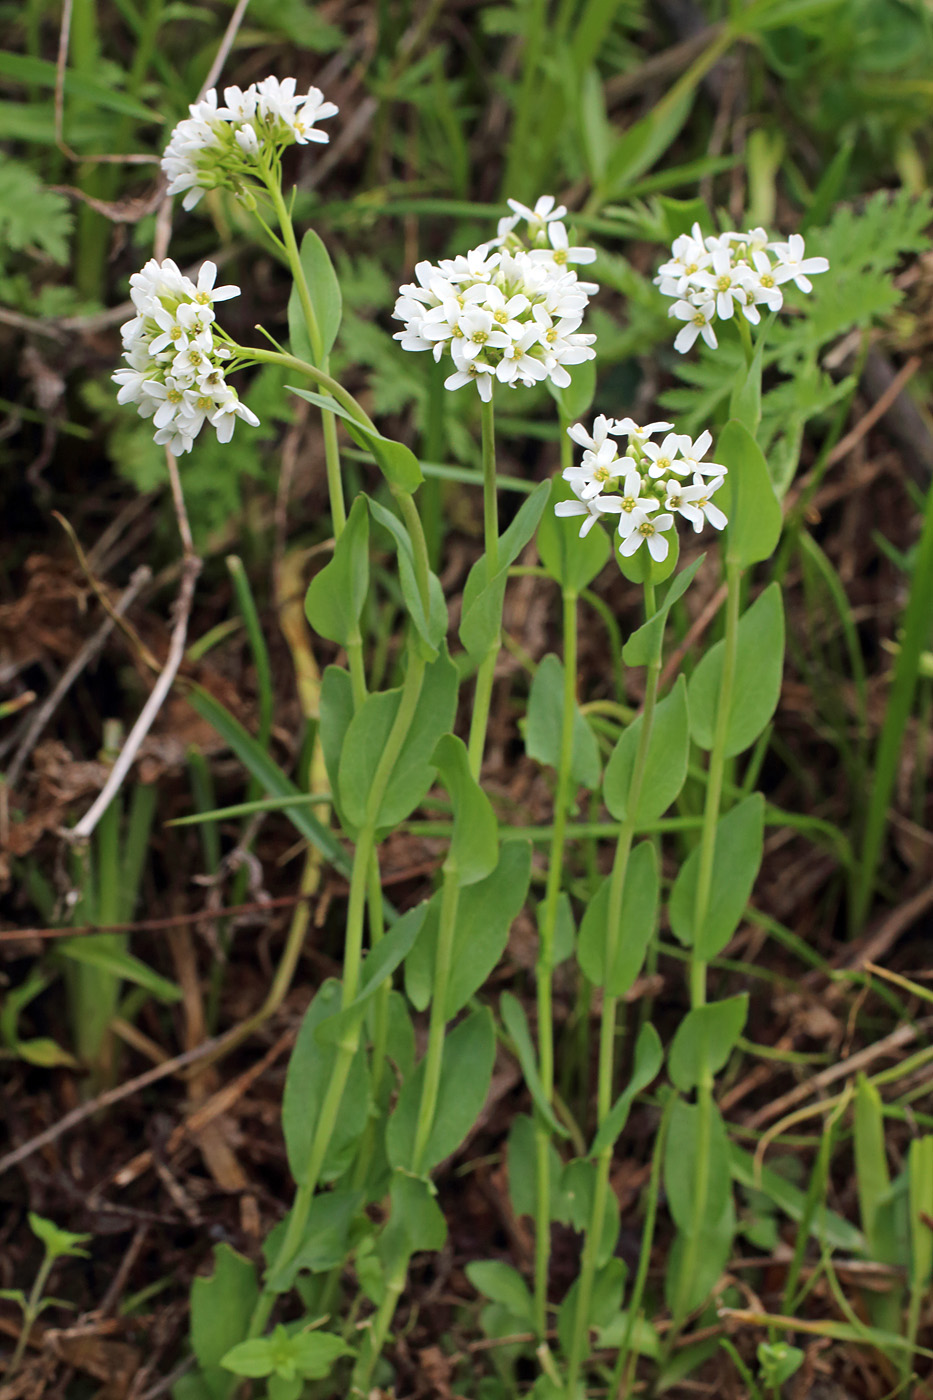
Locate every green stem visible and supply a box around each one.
[565,583,661,1396]
[669,560,741,1339]
[266,180,346,536]
[7,1251,56,1378]
[467,393,501,779]
[532,586,578,1338]
[236,345,378,434]
[351,860,462,1393]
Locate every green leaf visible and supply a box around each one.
[0,52,162,122]
[338,647,458,830]
[524,654,601,789]
[536,476,610,592]
[288,229,342,362]
[289,387,423,491]
[547,357,598,425]
[688,585,785,756]
[264,1190,363,1291]
[719,420,782,568]
[558,1258,626,1357]
[304,494,368,645]
[729,340,764,432]
[318,664,355,828]
[405,842,533,1017]
[15,1037,79,1069]
[669,794,764,959]
[601,87,695,198]
[378,1171,447,1271]
[190,684,349,873]
[190,1244,259,1400]
[314,903,428,1047]
[622,556,704,666]
[590,1023,663,1156]
[561,1158,620,1267]
[908,1137,933,1291]
[730,1145,864,1253]
[55,936,180,1003]
[577,842,658,995]
[282,981,370,1186]
[466,1261,534,1326]
[500,992,568,1139]
[664,1098,732,1233]
[28,1214,90,1259]
[387,1009,495,1172]
[459,480,551,660]
[507,1113,570,1224]
[855,1075,893,1261]
[664,1197,735,1317]
[367,496,446,655]
[668,995,748,1093]
[431,735,499,885]
[289,1331,352,1379]
[603,676,689,824]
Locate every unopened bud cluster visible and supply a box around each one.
[655,224,829,353]
[556,415,727,562]
[162,77,338,211]
[112,259,258,456]
[392,196,598,401]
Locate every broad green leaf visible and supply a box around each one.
[664,1097,732,1233]
[190,684,349,872]
[263,1190,363,1291]
[536,476,610,593]
[431,735,498,885]
[688,585,785,756]
[55,936,180,1003]
[314,903,427,1046]
[908,1137,933,1291]
[28,1214,90,1259]
[558,1258,626,1357]
[719,419,782,567]
[15,1037,79,1069]
[288,229,342,362]
[668,995,748,1093]
[304,494,368,646]
[669,794,764,959]
[577,842,658,995]
[664,1197,735,1317]
[730,337,764,432]
[367,496,446,655]
[289,388,423,491]
[460,481,550,660]
[623,556,704,666]
[387,1008,495,1173]
[220,1337,276,1379]
[601,87,695,198]
[338,647,458,831]
[524,654,601,789]
[603,677,689,824]
[466,1261,534,1325]
[378,1172,447,1273]
[596,1311,661,1358]
[590,1023,663,1156]
[405,842,532,1018]
[190,1244,259,1400]
[507,1113,570,1224]
[560,1158,620,1267]
[500,992,568,1139]
[730,1145,864,1253]
[282,981,370,1186]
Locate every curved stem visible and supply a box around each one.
[532,586,578,1337]
[565,582,661,1397]
[266,179,347,536]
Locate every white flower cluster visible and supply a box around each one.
[113,258,258,456]
[655,225,829,353]
[556,415,727,563]
[162,77,338,211]
[392,196,597,401]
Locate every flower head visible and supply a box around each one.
[113,258,257,454]
[655,223,828,353]
[554,414,729,560]
[392,195,597,399]
[161,76,338,211]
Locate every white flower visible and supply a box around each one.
[567,414,616,454]
[770,233,830,293]
[528,220,597,270]
[555,487,625,538]
[674,430,724,478]
[673,474,728,533]
[670,298,718,354]
[112,257,257,454]
[496,327,547,385]
[643,432,686,480]
[506,195,568,239]
[445,359,494,400]
[619,510,674,562]
[610,418,674,449]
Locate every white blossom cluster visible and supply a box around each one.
[655,225,829,353]
[392,196,598,401]
[113,258,258,456]
[162,77,338,211]
[556,415,727,563]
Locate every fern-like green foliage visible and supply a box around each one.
[0,157,72,266]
